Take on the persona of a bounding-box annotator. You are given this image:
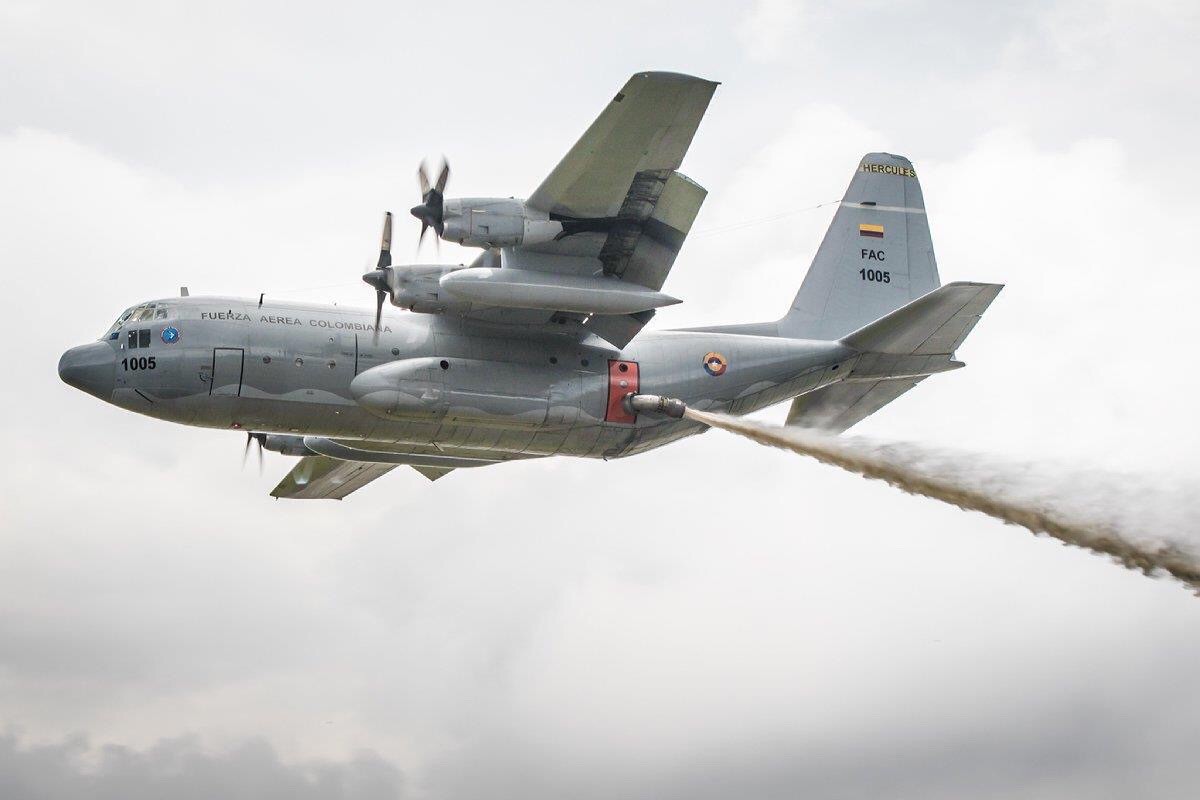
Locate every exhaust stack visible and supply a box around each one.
[624,393,687,419]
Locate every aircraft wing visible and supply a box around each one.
[459,73,717,346]
[527,71,718,226]
[520,73,715,292]
[271,456,398,500]
[269,438,534,499]
[269,457,457,499]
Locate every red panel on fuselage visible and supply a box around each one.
[605,359,639,423]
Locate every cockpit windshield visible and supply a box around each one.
[104,303,170,339]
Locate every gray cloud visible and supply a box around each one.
[420,687,1200,800]
[0,732,402,800]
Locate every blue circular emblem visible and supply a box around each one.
[161,326,180,344]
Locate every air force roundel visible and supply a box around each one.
[703,351,727,376]
[161,326,180,344]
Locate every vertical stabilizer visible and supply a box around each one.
[780,153,940,340]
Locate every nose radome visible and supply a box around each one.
[58,341,116,400]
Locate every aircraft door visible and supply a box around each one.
[211,348,244,396]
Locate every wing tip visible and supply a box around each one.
[630,70,720,87]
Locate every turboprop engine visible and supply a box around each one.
[440,198,563,249]
[385,264,470,314]
[365,164,679,319]
[407,159,563,249]
[261,433,311,456]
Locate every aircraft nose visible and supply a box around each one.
[58,341,116,400]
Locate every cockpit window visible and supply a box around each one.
[105,303,171,339]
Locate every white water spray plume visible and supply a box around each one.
[685,409,1200,594]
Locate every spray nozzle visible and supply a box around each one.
[623,393,688,419]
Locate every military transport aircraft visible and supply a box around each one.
[58,71,1001,499]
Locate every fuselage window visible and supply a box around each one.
[138,329,151,348]
[127,330,138,349]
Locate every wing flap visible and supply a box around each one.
[519,169,707,291]
[600,170,707,290]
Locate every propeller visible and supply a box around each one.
[242,432,265,474]
[362,211,394,343]
[410,158,450,250]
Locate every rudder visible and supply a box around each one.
[780,153,940,340]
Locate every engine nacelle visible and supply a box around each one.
[262,434,311,457]
[386,264,470,314]
[441,198,562,249]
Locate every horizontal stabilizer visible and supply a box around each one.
[786,376,927,434]
[841,281,1003,356]
[787,281,1001,432]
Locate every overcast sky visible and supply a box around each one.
[4,0,1200,797]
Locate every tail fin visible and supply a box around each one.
[780,153,940,340]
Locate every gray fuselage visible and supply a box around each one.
[59,296,853,462]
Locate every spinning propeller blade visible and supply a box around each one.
[363,211,394,344]
[378,210,392,269]
[374,287,386,343]
[434,159,450,193]
[417,159,431,196]
[411,157,449,251]
[242,432,265,475]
